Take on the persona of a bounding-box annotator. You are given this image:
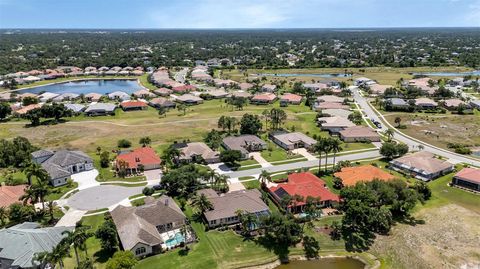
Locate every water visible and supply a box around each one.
[16,79,143,95]
[257,73,352,78]
[412,70,480,77]
[165,232,185,248]
[275,258,365,269]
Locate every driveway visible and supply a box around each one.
[67,185,144,211]
[71,169,100,190]
[55,209,86,227]
[249,152,271,167]
[292,148,317,161]
[144,169,162,182]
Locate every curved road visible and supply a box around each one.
[351,87,480,167]
[67,185,146,211]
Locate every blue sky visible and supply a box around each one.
[0,0,479,28]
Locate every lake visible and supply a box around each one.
[17,79,143,95]
[412,70,480,77]
[275,258,365,269]
[257,73,352,78]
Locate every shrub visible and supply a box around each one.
[142,187,154,196]
[117,139,132,148]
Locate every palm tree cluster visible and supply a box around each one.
[314,137,343,174]
[262,108,287,131]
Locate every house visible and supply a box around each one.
[269,131,316,151]
[261,84,277,92]
[213,79,236,88]
[38,92,59,102]
[415,98,438,109]
[369,84,392,95]
[205,89,229,99]
[239,82,254,91]
[385,98,409,110]
[251,93,277,104]
[201,189,270,228]
[222,135,267,159]
[317,116,355,133]
[176,94,204,105]
[339,126,381,142]
[31,149,94,186]
[408,78,437,95]
[354,77,376,86]
[314,102,350,111]
[85,92,103,102]
[443,99,467,110]
[52,93,79,102]
[470,100,480,109]
[14,104,42,115]
[149,97,176,109]
[452,168,480,192]
[108,91,130,101]
[268,172,340,213]
[0,185,27,207]
[0,92,14,102]
[172,85,196,94]
[120,100,148,111]
[115,147,161,175]
[280,93,302,105]
[316,95,344,103]
[334,165,396,186]
[173,142,220,164]
[0,222,73,269]
[303,83,329,93]
[154,88,173,97]
[84,103,116,116]
[111,196,190,257]
[18,93,38,100]
[231,91,252,99]
[320,108,352,118]
[133,89,155,99]
[64,103,86,113]
[389,151,454,181]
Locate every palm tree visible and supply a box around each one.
[20,186,38,209]
[323,139,333,172]
[215,174,229,192]
[161,145,182,169]
[258,170,270,187]
[208,169,218,186]
[385,128,394,142]
[262,109,270,131]
[32,180,50,211]
[62,226,92,266]
[24,162,49,185]
[394,117,402,128]
[34,242,70,269]
[47,201,59,222]
[314,138,327,174]
[0,206,8,226]
[329,138,342,169]
[191,193,213,214]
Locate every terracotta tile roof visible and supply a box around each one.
[454,168,480,184]
[269,172,339,206]
[0,185,27,207]
[120,101,148,109]
[251,93,276,102]
[280,93,302,103]
[334,165,396,186]
[172,85,196,93]
[116,147,161,169]
[15,104,42,115]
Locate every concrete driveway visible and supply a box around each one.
[249,152,271,167]
[67,185,144,211]
[71,169,100,190]
[144,169,162,181]
[292,148,317,161]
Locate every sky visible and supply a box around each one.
[0,0,479,29]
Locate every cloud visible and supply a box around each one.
[465,0,480,26]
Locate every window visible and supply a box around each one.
[135,247,146,255]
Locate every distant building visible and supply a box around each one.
[84,103,116,116]
[222,135,267,159]
[175,94,204,105]
[339,126,381,142]
[251,93,277,104]
[261,84,277,93]
[280,93,302,105]
[317,116,355,134]
[269,131,316,151]
[173,142,220,164]
[120,100,148,111]
[149,97,176,109]
[115,147,161,175]
[415,98,438,109]
[389,151,454,181]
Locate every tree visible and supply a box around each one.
[25,108,41,126]
[0,102,12,120]
[34,242,70,269]
[62,226,93,266]
[394,117,402,127]
[106,251,137,269]
[96,146,102,155]
[24,162,49,186]
[348,111,363,125]
[220,150,242,168]
[46,200,59,222]
[142,187,154,196]
[204,129,223,149]
[214,174,229,192]
[139,136,151,147]
[177,104,187,115]
[161,145,182,169]
[0,206,9,226]
[385,128,394,142]
[22,96,38,106]
[303,236,320,259]
[329,138,342,167]
[240,113,262,135]
[117,139,131,148]
[157,106,167,118]
[262,109,270,131]
[95,215,119,253]
[9,203,35,223]
[160,164,201,198]
[192,193,213,214]
[269,108,287,130]
[379,142,398,159]
[100,151,110,168]
[314,138,328,174]
[258,170,271,188]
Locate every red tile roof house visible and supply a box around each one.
[268,172,339,213]
[0,185,27,207]
[120,100,148,111]
[115,147,161,175]
[452,168,480,192]
[250,93,277,105]
[280,93,303,105]
[172,85,196,94]
[339,126,381,142]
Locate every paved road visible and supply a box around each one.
[67,185,146,210]
[225,150,381,178]
[351,87,480,167]
[174,67,189,83]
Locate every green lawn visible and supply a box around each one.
[271,157,308,166]
[92,154,146,182]
[238,158,259,166]
[241,180,260,190]
[261,141,302,162]
[45,181,79,200]
[238,176,255,181]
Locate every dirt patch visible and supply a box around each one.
[371,204,480,269]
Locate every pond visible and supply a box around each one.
[411,70,480,77]
[16,79,143,95]
[275,258,365,269]
[256,73,352,78]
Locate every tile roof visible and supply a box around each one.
[339,126,380,139]
[390,151,454,175]
[116,147,161,169]
[120,100,148,109]
[251,93,276,102]
[318,116,355,128]
[454,168,480,184]
[415,97,438,106]
[443,99,466,108]
[85,103,116,113]
[280,93,303,103]
[315,102,349,110]
[269,172,339,205]
[15,104,42,115]
[334,165,396,186]
[321,109,352,118]
[271,131,316,147]
[222,135,267,156]
[0,185,27,207]
[174,142,219,161]
[317,95,344,103]
[154,88,172,95]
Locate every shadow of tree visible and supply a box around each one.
[255,236,290,262]
[93,248,115,263]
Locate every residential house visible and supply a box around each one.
[84,103,116,116]
[470,100,480,109]
[320,108,352,118]
[154,88,173,97]
[200,189,270,228]
[415,98,438,109]
[133,89,155,99]
[0,222,73,269]
[38,92,59,102]
[303,83,329,93]
[149,97,176,109]
[408,77,437,95]
[385,98,410,110]
[222,135,267,159]
[13,104,42,115]
[268,172,340,213]
[339,126,381,142]
[52,93,79,102]
[85,93,103,102]
[389,151,454,181]
[120,100,148,111]
[205,89,229,99]
[173,142,220,164]
[369,84,392,95]
[31,149,94,186]
[314,102,350,110]
[0,185,27,207]
[334,165,395,186]
[213,79,237,88]
[269,131,316,151]
[443,99,467,110]
[452,168,480,192]
[239,82,254,91]
[354,77,376,86]
[261,84,277,93]
[231,91,252,99]
[108,91,130,101]
[176,94,203,105]
[111,196,190,257]
[172,85,196,94]
[115,147,161,175]
[317,116,355,134]
[251,93,277,104]
[64,103,86,114]
[316,95,344,103]
[280,93,302,106]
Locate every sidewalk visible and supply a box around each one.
[55,209,86,227]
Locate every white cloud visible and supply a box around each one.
[465,0,480,26]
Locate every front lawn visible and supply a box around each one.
[45,181,79,200]
[241,180,260,190]
[261,143,302,162]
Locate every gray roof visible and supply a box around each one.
[222,135,267,156]
[203,189,269,222]
[174,142,220,161]
[321,108,352,118]
[85,103,117,113]
[31,149,54,159]
[64,103,86,113]
[0,222,73,268]
[388,98,408,106]
[32,150,92,180]
[271,131,316,147]
[108,91,130,100]
[111,196,186,250]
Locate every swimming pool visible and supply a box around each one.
[164,232,185,248]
